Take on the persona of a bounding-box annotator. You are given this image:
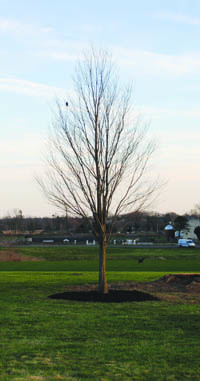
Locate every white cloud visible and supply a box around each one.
[0,18,85,65]
[154,11,200,26]
[0,18,53,37]
[35,42,200,77]
[2,17,200,80]
[113,47,200,77]
[35,50,77,62]
[35,38,88,62]
[0,77,66,98]
[136,105,200,120]
[0,18,88,62]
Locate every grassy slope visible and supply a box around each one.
[0,271,200,380]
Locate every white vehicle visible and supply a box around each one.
[178,239,195,248]
[63,239,69,243]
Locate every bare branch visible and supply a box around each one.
[37,47,160,293]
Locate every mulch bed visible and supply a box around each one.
[134,274,200,293]
[49,274,200,303]
[49,289,159,303]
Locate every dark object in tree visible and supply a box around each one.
[66,102,68,107]
[138,257,145,263]
[38,48,158,294]
[174,215,189,238]
[194,226,200,241]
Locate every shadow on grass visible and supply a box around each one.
[48,289,159,303]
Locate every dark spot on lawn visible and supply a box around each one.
[48,289,159,303]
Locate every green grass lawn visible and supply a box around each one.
[0,271,200,380]
[1,246,200,273]
[1,247,200,379]
[13,245,200,261]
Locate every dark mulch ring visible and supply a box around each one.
[49,274,200,304]
[49,289,159,303]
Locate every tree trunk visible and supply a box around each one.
[98,233,108,294]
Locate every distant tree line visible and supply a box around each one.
[1,208,200,237]
[0,209,184,235]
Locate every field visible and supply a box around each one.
[1,246,200,380]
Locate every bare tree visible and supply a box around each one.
[39,48,157,294]
[190,203,200,218]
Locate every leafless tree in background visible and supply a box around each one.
[190,203,200,218]
[38,48,157,294]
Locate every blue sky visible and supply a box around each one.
[0,0,200,217]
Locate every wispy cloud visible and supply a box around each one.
[0,77,66,98]
[136,105,200,119]
[113,47,200,77]
[154,11,200,25]
[38,41,200,77]
[35,50,77,62]
[34,38,88,62]
[0,18,86,63]
[0,18,53,36]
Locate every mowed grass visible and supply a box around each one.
[1,246,200,272]
[12,245,200,261]
[1,247,200,379]
[1,271,200,380]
